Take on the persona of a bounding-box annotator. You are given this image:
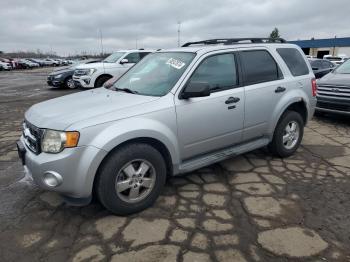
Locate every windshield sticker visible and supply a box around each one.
[166,58,185,69]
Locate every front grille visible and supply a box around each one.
[316,101,350,112]
[317,84,350,99]
[23,120,43,154]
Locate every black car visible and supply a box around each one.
[316,59,350,115]
[47,60,100,88]
[309,58,335,79]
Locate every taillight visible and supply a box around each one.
[311,78,317,97]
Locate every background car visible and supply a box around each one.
[323,54,348,65]
[0,61,12,70]
[47,59,101,88]
[309,58,335,78]
[73,49,153,88]
[316,59,350,115]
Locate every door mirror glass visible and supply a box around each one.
[120,58,129,64]
[181,81,210,99]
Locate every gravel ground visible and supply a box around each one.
[0,67,350,262]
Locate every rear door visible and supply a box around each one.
[238,49,285,141]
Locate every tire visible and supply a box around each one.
[268,110,304,158]
[96,143,167,215]
[94,75,111,88]
[64,77,75,89]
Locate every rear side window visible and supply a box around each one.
[240,50,282,85]
[277,48,309,76]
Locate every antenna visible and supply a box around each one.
[177,21,181,47]
[99,28,104,56]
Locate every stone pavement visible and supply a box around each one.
[0,68,350,261]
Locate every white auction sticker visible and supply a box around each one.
[166,58,185,69]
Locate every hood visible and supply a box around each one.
[49,67,73,75]
[318,72,350,87]
[25,88,160,130]
[75,62,123,70]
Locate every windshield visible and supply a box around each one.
[335,59,350,74]
[111,52,196,96]
[103,52,126,63]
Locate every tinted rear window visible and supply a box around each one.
[240,50,282,85]
[277,48,309,76]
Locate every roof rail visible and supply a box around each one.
[182,38,287,47]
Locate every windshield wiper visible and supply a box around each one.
[114,87,139,94]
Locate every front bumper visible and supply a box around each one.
[47,78,64,87]
[18,136,107,199]
[316,96,350,115]
[73,75,94,88]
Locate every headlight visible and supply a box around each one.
[41,130,80,153]
[79,68,96,76]
[54,74,63,79]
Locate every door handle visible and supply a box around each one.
[225,97,240,104]
[275,86,286,93]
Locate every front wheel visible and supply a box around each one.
[268,111,304,158]
[64,77,75,89]
[96,143,167,215]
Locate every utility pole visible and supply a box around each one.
[177,21,181,47]
[136,37,138,49]
[99,28,104,56]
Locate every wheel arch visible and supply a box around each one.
[269,95,309,139]
[92,136,174,200]
[94,74,113,87]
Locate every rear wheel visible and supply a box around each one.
[96,143,167,215]
[94,75,111,88]
[268,111,304,158]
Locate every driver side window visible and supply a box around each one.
[189,53,238,92]
[124,53,141,63]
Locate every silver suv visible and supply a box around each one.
[17,38,316,215]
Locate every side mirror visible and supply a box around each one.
[120,58,129,64]
[181,81,210,99]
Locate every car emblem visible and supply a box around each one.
[331,88,340,93]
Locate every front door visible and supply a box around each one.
[175,52,245,160]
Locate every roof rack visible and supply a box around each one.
[181,38,287,47]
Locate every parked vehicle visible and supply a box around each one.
[47,59,101,89]
[323,54,348,65]
[73,49,153,88]
[18,38,316,215]
[19,59,40,68]
[0,61,12,70]
[316,59,350,115]
[309,58,335,78]
[42,58,59,66]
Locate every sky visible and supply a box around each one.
[1,0,349,56]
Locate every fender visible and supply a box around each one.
[267,89,310,138]
[88,117,180,166]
